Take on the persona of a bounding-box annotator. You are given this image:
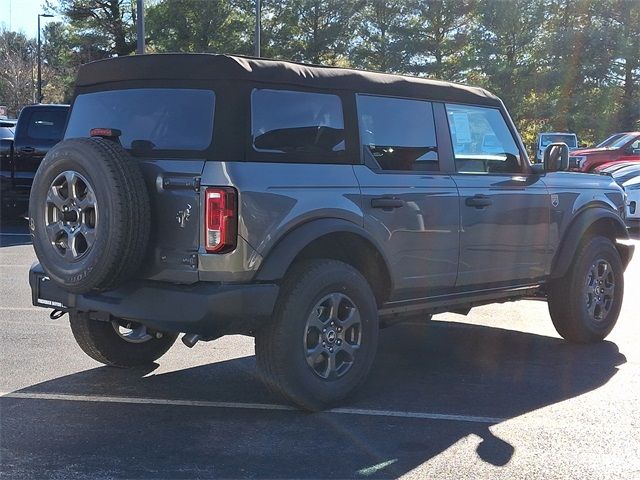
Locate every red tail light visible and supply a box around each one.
[204,187,237,253]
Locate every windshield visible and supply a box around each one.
[596,133,626,148]
[541,134,577,148]
[66,88,215,151]
[609,134,638,150]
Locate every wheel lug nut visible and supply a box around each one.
[322,328,326,333]
[337,340,342,345]
[337,327,342,332]
[322,342,326,346]
[329,347,333,353]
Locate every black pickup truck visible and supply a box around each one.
[1,104,69,217]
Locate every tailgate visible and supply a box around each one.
[137,159,205,283]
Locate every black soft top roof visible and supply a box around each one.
[75,53,502,107]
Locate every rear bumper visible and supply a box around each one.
[29,263,279,337]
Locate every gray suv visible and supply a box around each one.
[28,54,633,410]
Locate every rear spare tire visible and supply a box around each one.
[29,138,150,293]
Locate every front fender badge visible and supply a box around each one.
[551,194,559,208]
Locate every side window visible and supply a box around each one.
[251,89,345,155]
[357,95,438,172]
[26,109,68,141]
[445,104,522,174]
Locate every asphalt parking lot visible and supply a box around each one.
[1,219,639,479]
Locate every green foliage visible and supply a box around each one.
[261,0,364,64]
[146,0,252,54]
[9,0,639,142]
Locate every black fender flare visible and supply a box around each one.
[254,218,392,284]
[550,207,632,279]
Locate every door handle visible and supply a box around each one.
[19,147,35,154]
[371,197,404,209]
[465,195,493,208]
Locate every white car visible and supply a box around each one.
[600,162,640,229]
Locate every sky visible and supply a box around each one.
[0,0,58,38]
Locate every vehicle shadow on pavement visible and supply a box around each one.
[0,218,31,247]
[0,321,626,479]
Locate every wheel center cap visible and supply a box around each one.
[326,329,337,344]
[62,209,79,223]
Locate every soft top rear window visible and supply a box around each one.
[65,88,214,152]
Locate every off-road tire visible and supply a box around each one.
[29,137,150,293]
[255,259,379,411]
[547,235,624,343]
[69,311,177,367]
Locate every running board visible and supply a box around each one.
[378,285,541,320]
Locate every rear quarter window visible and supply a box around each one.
[251,89,346,159]
[65,88,215,152]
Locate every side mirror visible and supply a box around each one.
[543,143,569,172]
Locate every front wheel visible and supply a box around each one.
[547,236,624,343]
[69,311,178,367]
[255,260,379,411]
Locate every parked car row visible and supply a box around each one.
[570,132,640,172]
[0,104,69,217]
[595,161,640,230]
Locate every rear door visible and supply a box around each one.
[353,94,459,300]
[65,87,216,283]
[445,103,550,288]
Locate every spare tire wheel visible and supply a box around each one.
[29,137,150,293]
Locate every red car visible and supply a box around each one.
[569,132,640,172]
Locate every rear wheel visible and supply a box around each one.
[547,236,624,343]
[69,311,178,367]
[255,260,379,411]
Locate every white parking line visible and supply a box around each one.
[0,391,503,424]
[0,307,44,311]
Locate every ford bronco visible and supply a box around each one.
[28,54,633,410]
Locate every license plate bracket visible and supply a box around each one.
[34,274,68,309]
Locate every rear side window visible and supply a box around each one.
[446,104,522,174]
[356,95,438,172]
[251,89,345,155]
[26,109,68,141]
[66,89,215,151]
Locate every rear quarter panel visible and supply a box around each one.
[199,161,363,280]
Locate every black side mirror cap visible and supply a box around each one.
[543,143,570,172]
[530,163,545,175]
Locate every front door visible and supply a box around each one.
[444,103,550,288]
[354,94,460,300]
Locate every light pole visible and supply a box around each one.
[255,0,261,57]
[37,13,54,103]
[136,0,145,54]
